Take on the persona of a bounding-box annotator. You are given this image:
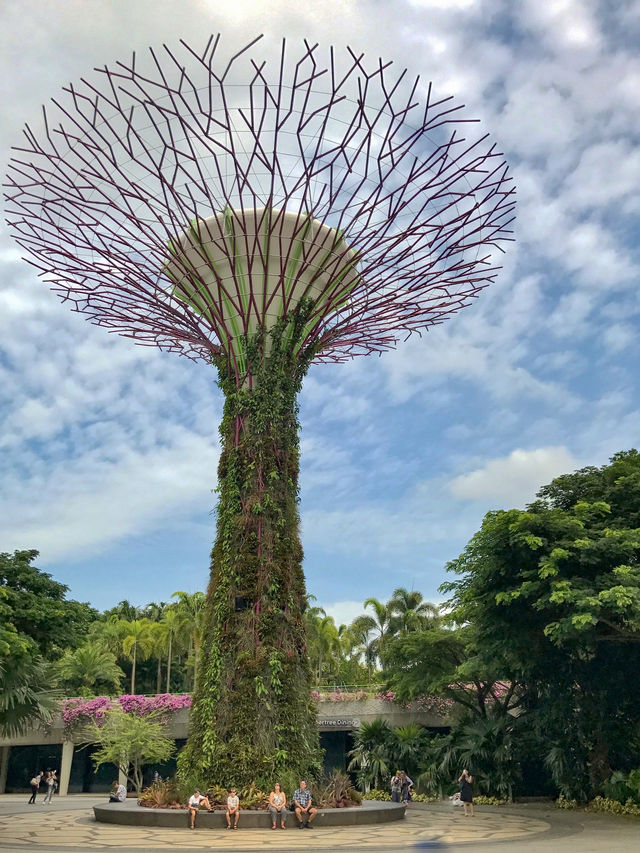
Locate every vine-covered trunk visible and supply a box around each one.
[179,315,322,789]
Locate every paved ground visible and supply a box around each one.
[0,794,637,852]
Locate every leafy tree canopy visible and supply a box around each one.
[86,706,175,793]
[442,452,640,658]
[0,550,97,659]
[440,450,640,797]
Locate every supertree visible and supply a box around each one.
[4,34,515,787]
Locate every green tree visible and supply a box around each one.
[118,619,155,694]
[442,450,640,798]
[387,587,439,636]
[306,609,343,684]
[170,591,206,690]
[419,714,521,800]
[89,617,125,656]
[103,600,141,622]
[0,600,59,738]
[389,723,427,780]
[345,617,379,685]
[87,706,175,793]
[349,597,392,668]
[56,642,124,697]
[348,719,393,790]
[0,550,97,659]
[160,605,189,693]
[381,625,523,718]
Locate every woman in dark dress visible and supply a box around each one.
[458,769,474,816]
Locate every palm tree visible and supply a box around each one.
[348,719,393,790]
[118,619,155,694]
[455,714,520,801]
[161,605,188,693]
[305,608,343,684]
[149,622,169,694]
[88,617,125,656]
[389,723,426,779]
[56,642,124,696]
[347,616,380,684]
[171,591,206,689]
[103,600,141,621]
[0,653,59,737]
[388,588,439,635]
[141,601,168,622]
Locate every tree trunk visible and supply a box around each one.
[131,644,136,695]
[156,657,162,694]
[166,633,172,693]
[178,322,320,788]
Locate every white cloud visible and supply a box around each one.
[602,323,635,354]
[519,0,602,54]
[0,428,220,561]
[449,446,580,506]
[321,600,365,628]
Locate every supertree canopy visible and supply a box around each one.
[4,34,515,788]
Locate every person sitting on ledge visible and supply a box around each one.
[187,788,213,829]
[226,787,240,829]
[293,780,317,829]
[108,780,127,803]
[268,782,287,829]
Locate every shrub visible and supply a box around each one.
[602,769,640,805]
[555,795,580,810]
[237,784,269,810]
[474,795,509,805]
[363,789,391,801]
[588,796,640,818]
[138,779,181,808]
[316,770,362,808]
[197,784,269,809]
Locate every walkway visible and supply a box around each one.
[0,795,637,852]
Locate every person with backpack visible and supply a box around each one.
[28,771,43,804]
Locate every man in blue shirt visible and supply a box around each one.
[292,780,318,828]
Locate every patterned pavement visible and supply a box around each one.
[0,797,550,850]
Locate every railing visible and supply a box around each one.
[312,684,383,693]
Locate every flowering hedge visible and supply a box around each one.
[62,693,191,736]
[375,690,455,716]
[62,688,455,736]
[311,690,372,702]
[309,688,454,716]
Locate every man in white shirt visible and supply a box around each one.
[108,781,126,803]
[188,789,212,829]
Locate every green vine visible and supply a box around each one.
[178,301,323,790]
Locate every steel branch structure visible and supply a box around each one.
[5,34,514,384]
[4,35,515,787]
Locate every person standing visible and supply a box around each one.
[293,780,317,829]
[28,771,43,804]
[226,787,240,829]
[458,769,474,816]
[390,771,402,803]
[43,769,57,803]
[268,782,287,829]
[400,771,413,805]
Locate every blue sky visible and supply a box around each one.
[1,0,639,627]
